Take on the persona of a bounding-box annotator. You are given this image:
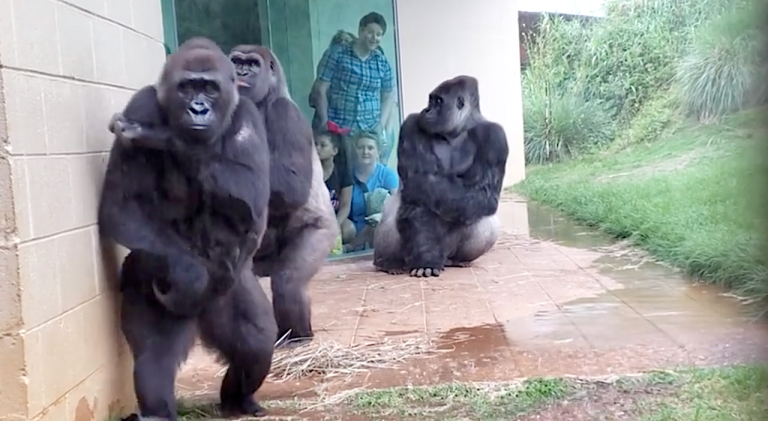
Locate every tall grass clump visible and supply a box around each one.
[676,2,767,121]
[521,0,736,164]
[523,79,616,164]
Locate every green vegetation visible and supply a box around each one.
[518,0,767,305]
[517,109,767,302]
[349,378,571,419]
[148,365,768,420]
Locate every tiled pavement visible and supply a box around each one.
[176,195,768,401]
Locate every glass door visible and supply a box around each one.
[166,0,404,259]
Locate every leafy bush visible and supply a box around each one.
[676,4,766,121]
[523,78,616,164]
[612,88,680,149]
[520,0,743,163]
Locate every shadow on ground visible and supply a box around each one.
[174,194,768,419]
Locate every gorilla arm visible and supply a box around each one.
[264,97,314,211]
[199,98,272,266]
[98,143,189,256]
[399,118,509,224]
[108,85,176,150]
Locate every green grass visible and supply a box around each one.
[515,110,768,304]
[142,365,767,420]
[349,378,571,419]
[637,365,768,420]
[514,108,768,306]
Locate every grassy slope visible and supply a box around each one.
[514,108,767,302]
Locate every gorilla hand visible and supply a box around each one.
[109,113,177,152]
[109,113,143,144]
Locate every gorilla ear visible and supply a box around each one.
[457,96,465,110]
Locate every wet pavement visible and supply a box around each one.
[175,194,768,407]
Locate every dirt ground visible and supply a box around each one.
[174,195,768,419]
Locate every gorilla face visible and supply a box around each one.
[229,48,272,104]
[418,91,464,135]
[159,47,239,144]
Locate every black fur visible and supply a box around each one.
[229,44,338,347]
[373,75,508,277]
[99,37,276,420]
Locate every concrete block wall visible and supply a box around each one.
[0,0,167,419]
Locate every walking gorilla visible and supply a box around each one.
[229,44,338,346]
[99,38,276,420]
[373,75,508,277]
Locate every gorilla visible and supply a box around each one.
[373,75,508,277]
[99,37,277,420]
[228,44,338,346]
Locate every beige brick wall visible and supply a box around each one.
[0,0,166,419]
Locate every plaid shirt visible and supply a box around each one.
[317,43,394,132]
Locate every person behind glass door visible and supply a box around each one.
[345,131,399,250]
[314,128,355,244]
[309,30,386,128]
[309,29,355,128]
[311,12,396,177]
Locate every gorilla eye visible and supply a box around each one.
[205,82,220,97]
[457,96,465,109]
[270,61,275,71]
[177,81,193,95]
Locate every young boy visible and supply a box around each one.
[314,129,354,244]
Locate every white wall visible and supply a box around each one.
[518,0,606,17]
[395,0,526,186]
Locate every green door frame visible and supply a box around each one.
[160,0,272,54]
[160,0,179,54]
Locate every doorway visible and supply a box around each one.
[168,0,404,258]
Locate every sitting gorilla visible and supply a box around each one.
[373,75,508,277]
[229,44,338,346]
[99,37,276,420]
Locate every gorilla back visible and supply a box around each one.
[373,75,508,277]
[98,37,276,420]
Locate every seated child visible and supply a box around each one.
[314,129,354,245]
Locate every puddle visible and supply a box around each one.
[174,198,768,412]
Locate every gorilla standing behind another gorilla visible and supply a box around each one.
[373,75,508,277]
[100,38,276,420]
[229,44,338,346]
[112,41,338,348]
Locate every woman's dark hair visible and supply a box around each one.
[313,129,342,149]
[359,12,387,34]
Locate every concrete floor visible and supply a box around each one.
[176,195,768,404]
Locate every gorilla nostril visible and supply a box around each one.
[189,103,209,116]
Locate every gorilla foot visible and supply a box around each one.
[445,259,472,268]
[275,329,314,348]
[120,414,169,421]
[373,258,407,275]
[375,264,406,275]
[410,267,441,277]
[220,395,267,418]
